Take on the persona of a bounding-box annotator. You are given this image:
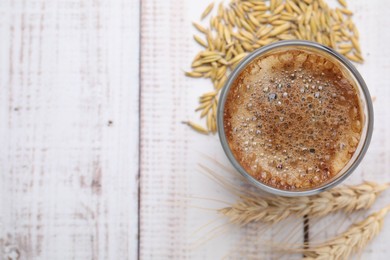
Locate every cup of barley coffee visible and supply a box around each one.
[218,40,373,196]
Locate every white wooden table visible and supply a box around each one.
[1,0,390,259]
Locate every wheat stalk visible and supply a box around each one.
[301,205,390,259]
[219,182,389,225]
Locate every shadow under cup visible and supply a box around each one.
[217,40,374,197]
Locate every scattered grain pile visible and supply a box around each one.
[185,0,363,134]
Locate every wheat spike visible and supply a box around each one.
[219,182,389,225]
[302,205,390,259]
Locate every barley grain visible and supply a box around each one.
[192,22,207,34]
[338,0,347,8]
[195,102,210,112]
[224,26,232,43]
[274,4,285,15]
[340,8,353,16]
[351,36,361,52]
[200,103,213,118]
[185,71,203,78]
[248,13,261,27]
[269,23,291,36]
[201,2,215,20]
[183,121,209,135]
[194,66,212,73]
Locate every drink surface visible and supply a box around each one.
[223,48,363,190]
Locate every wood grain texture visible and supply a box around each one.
[0,0,140,259]
[2,0,390,259]
[139,0,191,258]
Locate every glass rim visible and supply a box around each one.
[217,40,374,197]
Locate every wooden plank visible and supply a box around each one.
[139,0,302,258]
[0,0,140,259]
[139,0,390,259]
[139,0,199,257]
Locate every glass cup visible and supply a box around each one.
[217,40,374,197]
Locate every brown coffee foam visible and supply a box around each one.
[223,49,362,191]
